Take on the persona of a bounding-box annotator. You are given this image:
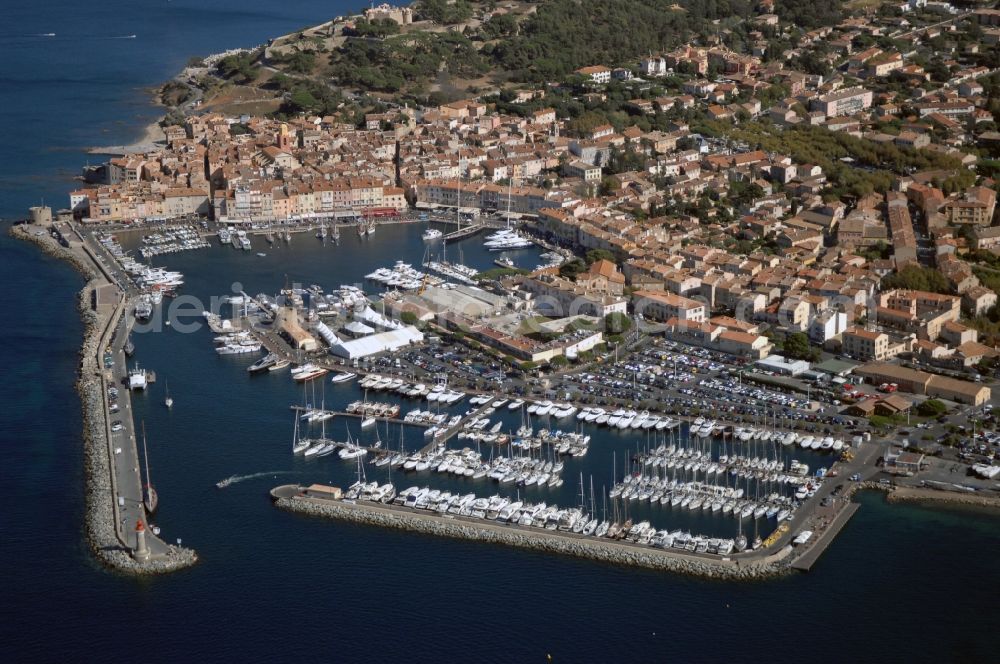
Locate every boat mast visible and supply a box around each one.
[506,176,513,230]
[456,148,462,233]
[141,421,153,500]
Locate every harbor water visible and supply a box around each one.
[2,1,999,662]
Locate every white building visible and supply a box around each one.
[809,309,849,343]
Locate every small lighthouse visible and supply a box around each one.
[133,520,150,561]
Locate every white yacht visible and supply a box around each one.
[330,371,357,384]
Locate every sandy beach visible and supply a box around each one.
[87,119,165,155]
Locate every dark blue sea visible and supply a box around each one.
[2,2,999,662]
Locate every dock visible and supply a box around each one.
[290,397,502,455]
[290,405,429,429]
[790,502,860,572]
[442,223,484,241]
[269,485,794,580]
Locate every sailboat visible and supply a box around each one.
[141,422,158,514]
[164,379,173,408]
[292,411,309,454]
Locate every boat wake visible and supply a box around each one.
[216,470,297,489]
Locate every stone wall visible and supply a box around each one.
[10,224,197,574]
[276,495,793,580]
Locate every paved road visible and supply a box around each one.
[104,304,172,557]
[68,227,173,557]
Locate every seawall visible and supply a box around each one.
[10,223,197,574]
[273,489,796,581]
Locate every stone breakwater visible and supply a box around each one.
[274,494,793,581]
[847,480,1000,510]
[10,224,197,574]
[885,485,1000,510]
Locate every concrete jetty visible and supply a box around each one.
[11,222,196,574]
[790,502,860,572]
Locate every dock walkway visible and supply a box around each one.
[442,223,484,241]
[290,405,429,429]
[790,502,860,571]
[416,399,498,453]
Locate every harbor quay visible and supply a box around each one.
[10,221,195,573]
[270,482,868,580]
[271,485,794,579]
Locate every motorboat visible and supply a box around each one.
[292,364,329,382]
[248,353,278,373]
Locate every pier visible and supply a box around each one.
[81,233,173,562]
[289,396,504,455]
[10,220,196,572]
[790,502,861,572]
[270,484,795,579]
[290,405,429,429]
[442,223,484,242]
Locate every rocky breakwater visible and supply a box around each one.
[11,223,197,574]
[847,479,1000,510]
[885,484,1000,510]
[273,491,792,581]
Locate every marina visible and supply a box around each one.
[17,182,975,600]
[139,225,211,258]
[6,0,1000,659]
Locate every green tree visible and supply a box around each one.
[585,249,616,265]
[916,399,947,417]
[882,265,952,294]
[604,312,632,335]
[288,89,319,114]
[558,258,586,279]
[783,332,817,361]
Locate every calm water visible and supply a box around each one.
[2,2,999,662]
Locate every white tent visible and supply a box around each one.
[313,321,341,347]
[344,321,376,336]
[329,326,424,359]
[358,306,403,330]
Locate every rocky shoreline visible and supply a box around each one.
[10,224,197,574]
[274,494,795,581]
[885,485,1000,510]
